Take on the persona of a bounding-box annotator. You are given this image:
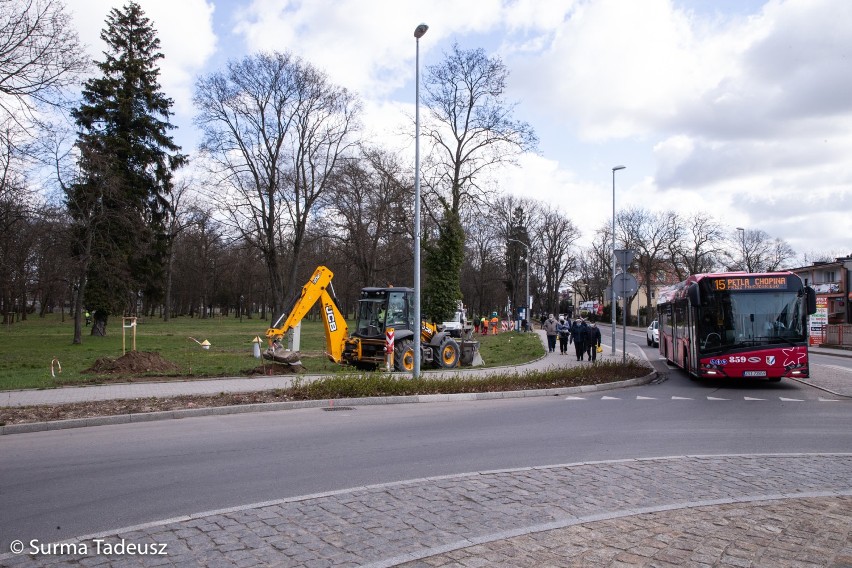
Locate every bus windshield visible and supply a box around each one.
[696,283,805,353]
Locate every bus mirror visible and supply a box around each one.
[805,287,817,315]
[687,284,700,306]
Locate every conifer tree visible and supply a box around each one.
[66,2,185,338]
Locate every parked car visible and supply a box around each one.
[646,320,659,347]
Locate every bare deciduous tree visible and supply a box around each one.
[618,207,677,322]
[668,212,725,280]
[419,42,537,319]
[533,206,579,316]
[0,0,88,124]
[324,146,410,289]
[194,51,360,319]
[728,228,796,272]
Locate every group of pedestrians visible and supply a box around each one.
[543,313,602,362]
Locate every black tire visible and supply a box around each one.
[394,339,414,372]
[647,336,652,346]
[436,337,460,369]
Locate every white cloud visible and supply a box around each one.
[63,0,852,257]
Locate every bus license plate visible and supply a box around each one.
[743,370,767,377]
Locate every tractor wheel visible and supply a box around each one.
[394,339,414,372]
[436,337,460,369]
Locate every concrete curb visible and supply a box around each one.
[0,371,656,435]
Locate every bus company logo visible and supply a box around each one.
[747,357,761,363]
[766,356,776,365]
[710,358,727,366]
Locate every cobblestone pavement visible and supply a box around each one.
[1,454,850,567]
[401,496,852,567]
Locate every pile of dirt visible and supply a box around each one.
[83,351,181,375]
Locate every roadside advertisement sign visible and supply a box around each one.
[809,297,828,345]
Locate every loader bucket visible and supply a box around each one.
[459,340,483,367]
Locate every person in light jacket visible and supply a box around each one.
[543,313,559,353]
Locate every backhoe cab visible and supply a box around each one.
[264,266,478,372]
[343,286,463,371]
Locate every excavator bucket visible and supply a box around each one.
[263,344,303,366]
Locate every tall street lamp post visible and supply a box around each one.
[736,227,746,271]
[611,165,625,356]
[413,23,428,378]
[508,238,530,331]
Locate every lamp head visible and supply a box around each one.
[612,165,626,171]
[414,24,428,38]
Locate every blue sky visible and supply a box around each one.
[67,0,851,260]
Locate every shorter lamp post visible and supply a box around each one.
[508,238,530,331]
[611,165,625,355]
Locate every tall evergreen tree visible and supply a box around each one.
[66,2,185,338]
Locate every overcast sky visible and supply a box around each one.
[66,0,851,261]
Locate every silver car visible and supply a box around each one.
[646,320,659,347]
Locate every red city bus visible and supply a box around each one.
[656,272,817,381]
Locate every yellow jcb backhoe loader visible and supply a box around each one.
[264,266,481,371]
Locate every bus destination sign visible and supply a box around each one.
[713,276,790,291]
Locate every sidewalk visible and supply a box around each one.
[1,454,850,566]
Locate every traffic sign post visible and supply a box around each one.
[610,271,638,363]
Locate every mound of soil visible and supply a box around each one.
[83,351,181,375]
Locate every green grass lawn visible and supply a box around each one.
[0,314,545,390]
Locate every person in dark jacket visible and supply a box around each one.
[557,318,571,354]
[571,318,587,361]
[586,321,602,362]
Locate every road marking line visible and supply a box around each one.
[636,396,656,400]
[818,397,841,402]
[672,396,693,400]
[564,396,585,400]
[707,397,729,400]
[601,396,620,400]
[744,397,765,401]
[779,397,804,402]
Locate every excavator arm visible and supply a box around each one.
[265,266,349,363]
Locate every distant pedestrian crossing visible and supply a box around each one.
[564,395,845,402]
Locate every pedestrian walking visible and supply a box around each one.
[587,321,602,362]
[571,318,587,360]
[543,313,559,353]
[557,317,571,354]
[490,312,499,335]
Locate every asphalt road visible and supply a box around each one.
[2,341,850,551]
